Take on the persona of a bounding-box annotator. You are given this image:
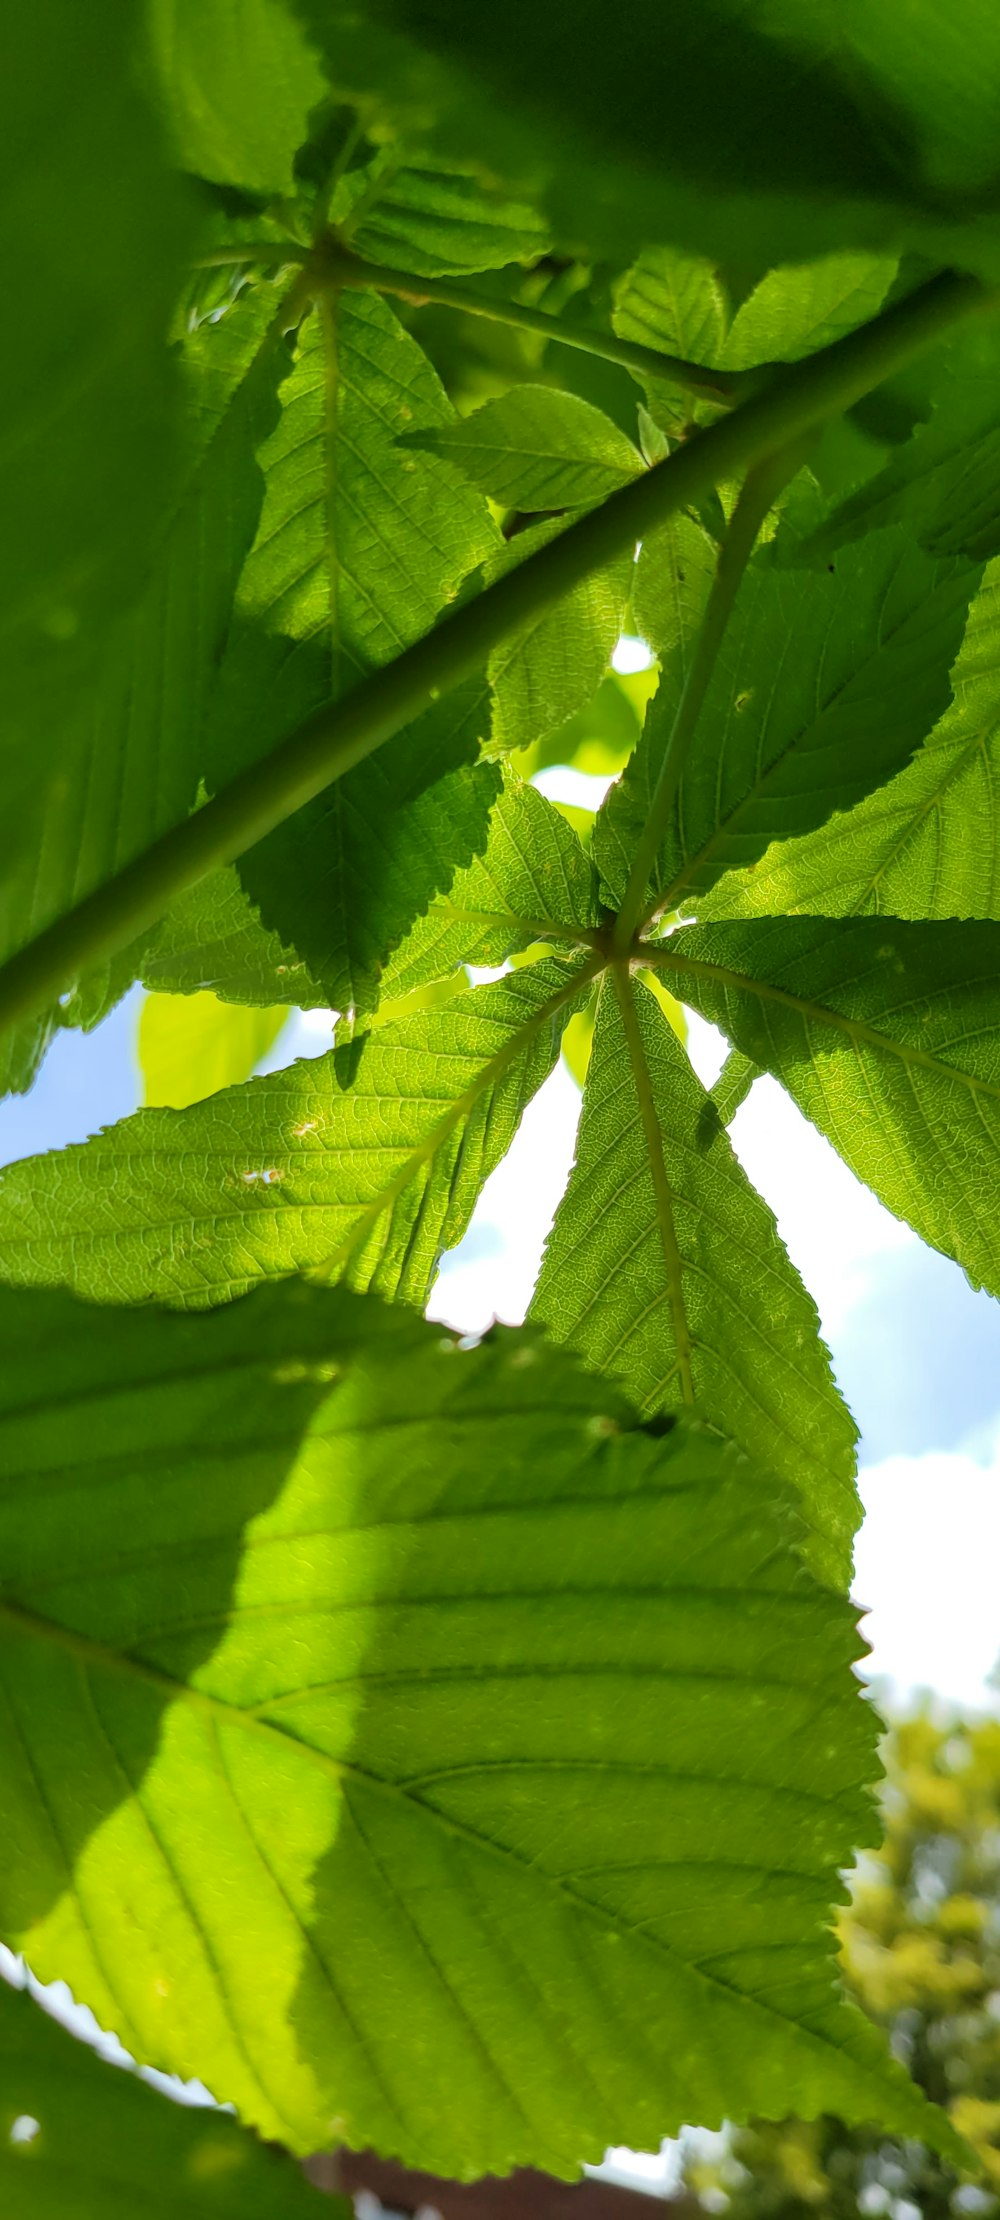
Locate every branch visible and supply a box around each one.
[0,268,989,1041]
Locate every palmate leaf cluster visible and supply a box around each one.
[6,0,1000,2204]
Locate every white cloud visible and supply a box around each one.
[855,1445,1000,1710]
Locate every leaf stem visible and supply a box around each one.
[0,267,989,1041]
[611,442,804,953]
[192,239,311,266]
[319,239,742,398]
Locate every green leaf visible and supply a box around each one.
[225,681,502,1017]
[631,509,716,666]
[339,156,551,275]
[802,327,1000,565]
[613,247,727,369]
[410,385,644,511]
[1,0,191,733]
[664,917,1000,1298]
[595,529,980,913]
[210,290,498,1010]
[0,960,589,1307]
[531,971,857,1591]
[346,0,1000,273]
[720,254,898,370]
[378,772,601,1000]
[1,280,289,1096]
[0,1278,962,2171]
[143,867,328,1009]
[486,518,634,751]
[0,1978,338,2217]
[698,563,1000,923]
[139,992,290,1109]
[146,0,327,194]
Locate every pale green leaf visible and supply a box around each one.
[721,254,898,370]
[146,0,326,194]
[0,961,589,1308]
[140,992,290,1109]
[410,385,643,510]
[532,972,857,1590]
[595,530,979,913]
[341,156,551,274]
[665,917,1000,1298]
[0,1280,961,2172]
[699,564,1000,923]
[0,1978,337,2217]
[379,773,601,1000]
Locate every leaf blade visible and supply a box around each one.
[0,1281,962,2172]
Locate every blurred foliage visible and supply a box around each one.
[681,1709,1000,2220]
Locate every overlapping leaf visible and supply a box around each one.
[532,970,857,1590]
[804,328,1000,566]
[411,386,643,510]
[1,281,290,1096]
[337,155,551,274]
[0,1978,336,2217]
[346,0,1000,272]
[139,992,290,1108]
[208,289,499,1012]
[664,917,1000,1296]
[0,1280,962,2173]
[146,0,326,194]
[0,960,589,1307]
[700,564,1000,922]
[143,867,327,1009]
[379,773,601,998]
[595,529,979,914]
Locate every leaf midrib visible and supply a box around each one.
[0,1589,879,2082]
[659,943,1000,1105]
[612,967,696,1402]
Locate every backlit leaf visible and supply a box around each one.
[532,970,858,1590]
[0,1280,961,2172]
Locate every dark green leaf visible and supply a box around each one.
[0,1978,337,2217]
[803,328,1000,565]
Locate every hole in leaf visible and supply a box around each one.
[10,2115,40,2147]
